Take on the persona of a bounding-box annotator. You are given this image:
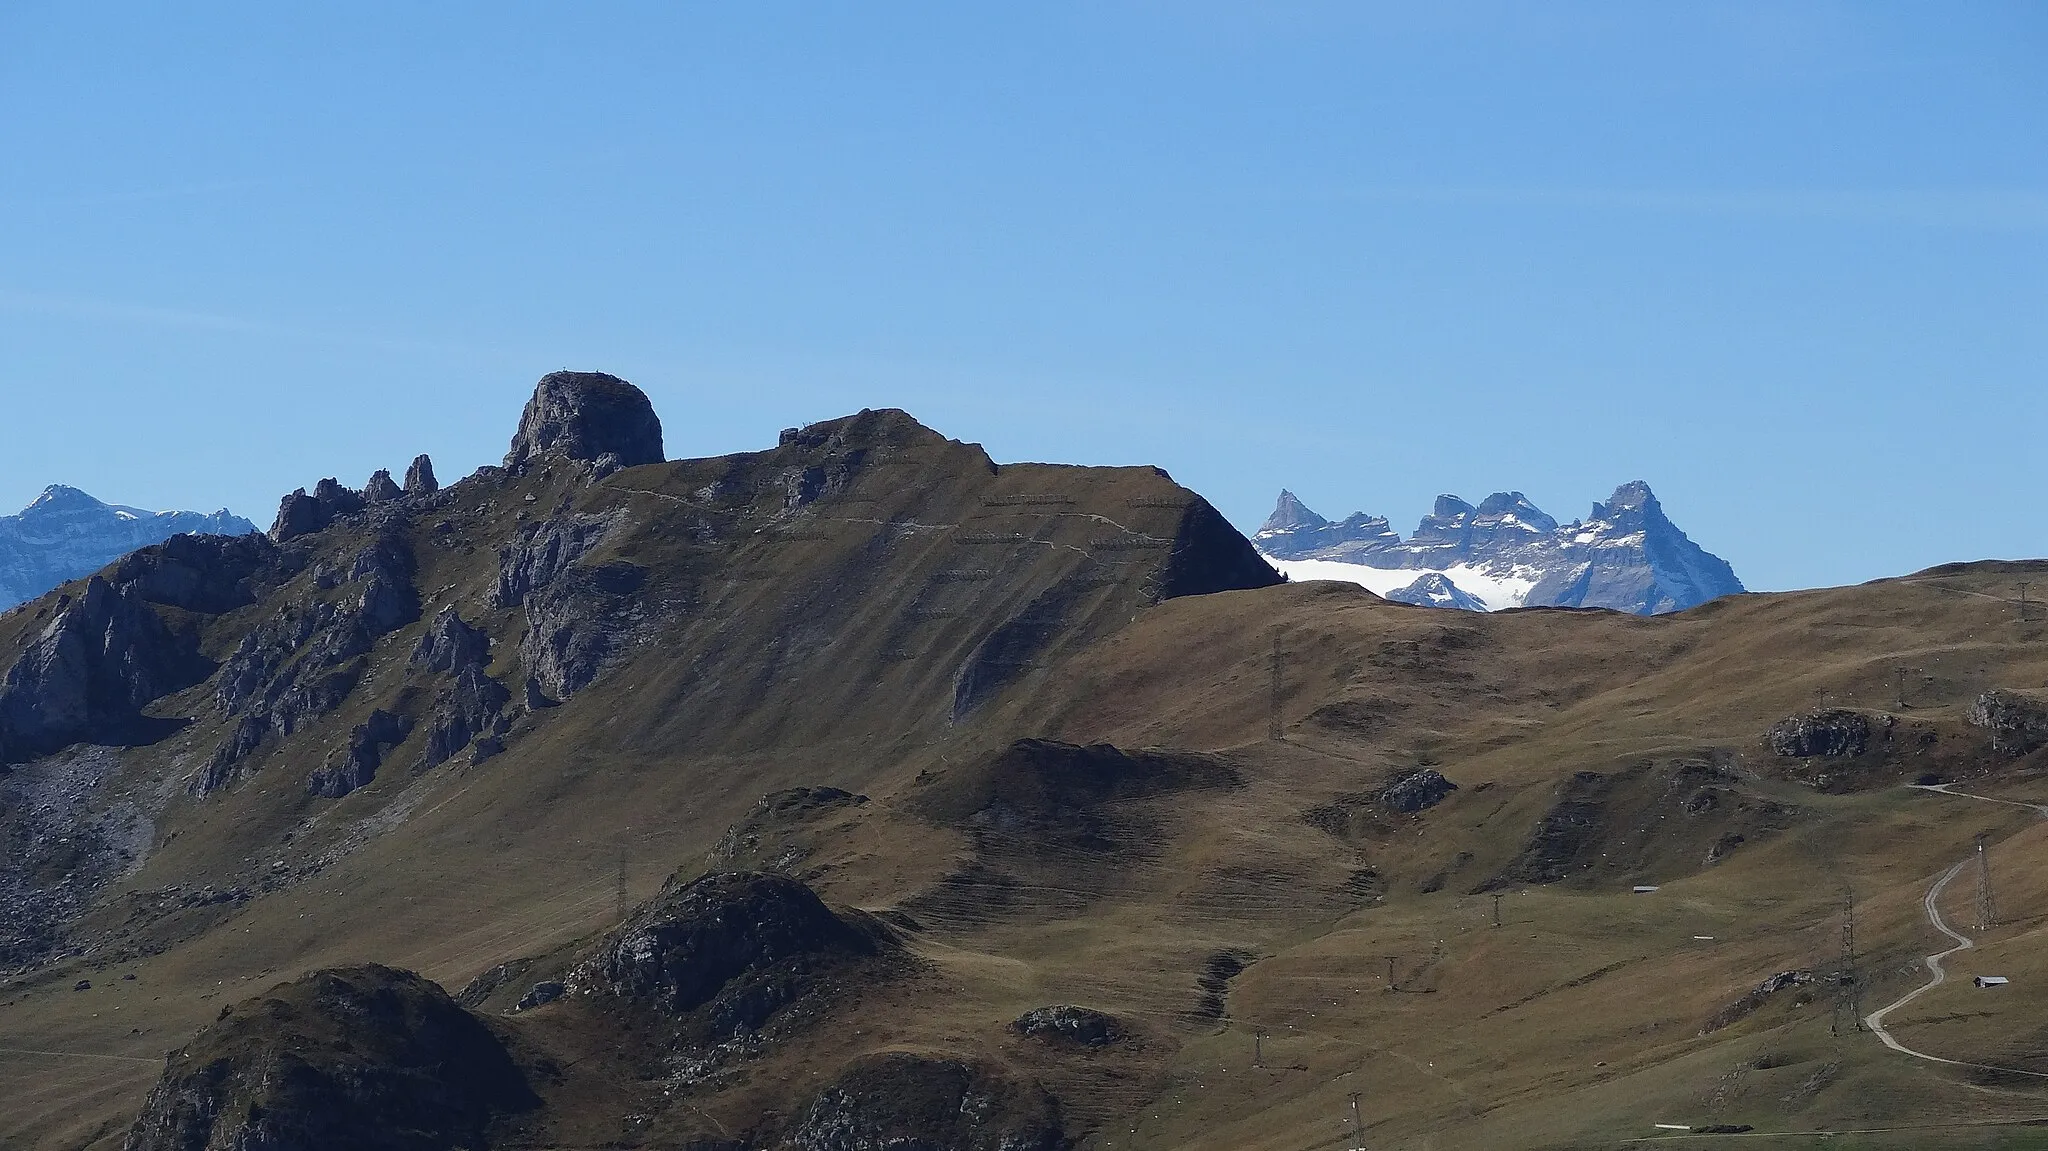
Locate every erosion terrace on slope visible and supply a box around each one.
[1255,483,1744,614]
[4,373,2048,1150]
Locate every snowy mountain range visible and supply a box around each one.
[0,486,257,611]
[1256,481,1744,615]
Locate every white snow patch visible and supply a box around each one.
[1267,556,1539,611]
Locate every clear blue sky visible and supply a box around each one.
[1,3,2042,591]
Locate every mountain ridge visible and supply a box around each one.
[1254,481,1744,614]
[6,376,2048,1150]
[0,485,256,612]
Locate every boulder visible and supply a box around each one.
[502,371,664,473]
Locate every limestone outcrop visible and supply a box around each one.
[503,370,664,473]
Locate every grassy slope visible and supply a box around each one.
[6,423,2048,1148]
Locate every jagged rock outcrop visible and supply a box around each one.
[1381,768,1457,814]
[503,370,664,473]
[568,871,883,1040]
[417,665,511,770]
[121,965,535,1151]
[790,1053,1068,1151]
[202,538,420,788]
[1702,969,1817,1034]
[410,608,490,675]
[109,532,280,615]
[0,485,256,612]
[1767,709,1874,758]
[270,479,367,543]
[308,709,414,799]
[403,454,438,495]
[0,576,211,764]
[1011,1005,1124,1048]
[1255,481,1743,614]
[363,469,403,503]
[1968,690,2048,756]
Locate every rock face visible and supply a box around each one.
[0,576,212,764]
[1255,482,1743,614]
[108,532,278,615]
[1968,690,2048,756]
[416,665,511,771]
[1767,709,1874,758]
[568,871,882,1040]
[502,371,665,473]
[0,485,255,611]
[1011,1005,1123,1048]
[1381,768,1457,814]
[122,964,535,1151]
[307,709,414,799]
[200,536,420,790]
[410,608,490,675]
[790,1053,1068,1151]
[270,479,366,543]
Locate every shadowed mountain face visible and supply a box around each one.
[1254,482,1744,614]
[0,487,256,611]
[10,375,2048,1151]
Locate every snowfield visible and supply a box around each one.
[1265,556,1540,611]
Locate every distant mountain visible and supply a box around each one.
[1256,481,1743,614]
[0,486,256,611]
[1385,571,1490,611]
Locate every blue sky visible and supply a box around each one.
[1,3,2042,591]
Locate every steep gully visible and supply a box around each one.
[1861,785,2048,1078]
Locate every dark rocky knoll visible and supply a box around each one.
[123,964,536,1151]
[789,1052,1069,1151]
[567,870,890,1039]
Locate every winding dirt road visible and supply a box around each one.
[1861,786,2048,1078]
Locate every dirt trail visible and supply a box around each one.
[1862,786,2048,1078]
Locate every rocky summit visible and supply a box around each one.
[10,372,2048,1151]
[0,486,254,612]
[1255,481,1744,613]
